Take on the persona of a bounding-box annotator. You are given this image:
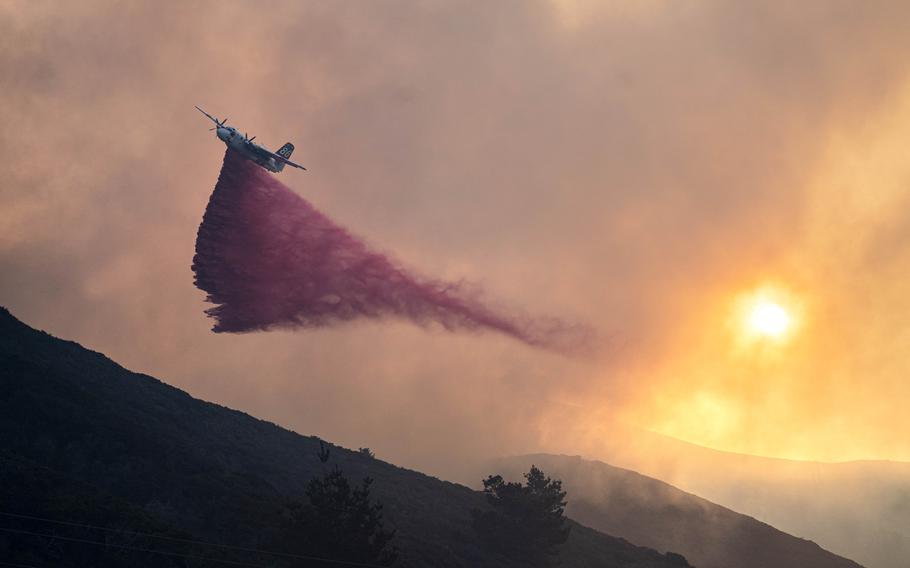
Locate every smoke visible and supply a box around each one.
[192,150,593,356]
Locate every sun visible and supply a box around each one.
[747,301,791,338]
[732,285,801,344]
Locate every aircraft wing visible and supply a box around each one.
[195,105,220,126]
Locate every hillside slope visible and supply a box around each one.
[485,454,864,568]
[576,427,909,568]
[0,307,688,568]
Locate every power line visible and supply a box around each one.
[0,511,278,557]
[0,452,397,568]
[0,526,269,568]
[0,511,392,568]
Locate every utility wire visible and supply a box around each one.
[0,526,270,568]
[0,453,395,568]
[0,512,392,568]
[0,511,284,557]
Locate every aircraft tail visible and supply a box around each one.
[275,142,294,172]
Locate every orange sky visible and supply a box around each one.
[2,0,910,475]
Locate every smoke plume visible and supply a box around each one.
[192,150,593,355]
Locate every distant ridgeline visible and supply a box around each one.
[0,307,689,568]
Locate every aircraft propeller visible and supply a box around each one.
[209,116,228,131]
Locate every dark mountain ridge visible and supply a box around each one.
[487,454,865,568]
[577,427,910,568]
[0,306,689,567]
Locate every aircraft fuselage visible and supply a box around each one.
[216,126,281,172]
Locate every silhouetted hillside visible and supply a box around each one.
[0,307,689,567]
[574,425,908,568]
[487,454,865,568]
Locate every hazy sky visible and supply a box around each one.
[3,0,910,477]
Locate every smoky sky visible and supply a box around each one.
[3,0,910,477]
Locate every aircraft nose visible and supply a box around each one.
[216,127,228,141]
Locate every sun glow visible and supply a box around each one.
[748,301,791,338]
[733,286,801,344]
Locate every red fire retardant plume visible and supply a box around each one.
[193,150,594,356]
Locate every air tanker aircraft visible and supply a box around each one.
[196,106,306,173]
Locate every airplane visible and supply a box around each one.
[195,106,306,173]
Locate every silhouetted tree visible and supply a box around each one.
[358,447,375,459]
[471,465,570,566]
[317,440,331,464]
[283,466,397,566]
